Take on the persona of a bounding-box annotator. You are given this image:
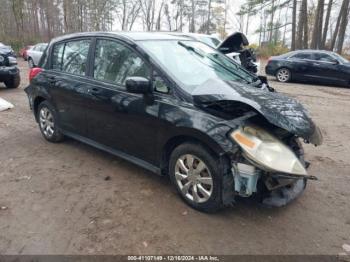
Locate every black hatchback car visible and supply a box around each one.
[25,32,323,212]
[265,50,350,86]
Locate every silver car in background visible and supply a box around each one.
[27,43,47,68]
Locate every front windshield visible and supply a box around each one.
[197,36,221,48]
[139,40,256,93]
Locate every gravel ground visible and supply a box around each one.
[0,60,349,255]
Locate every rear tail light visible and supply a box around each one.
[29,67,43,82]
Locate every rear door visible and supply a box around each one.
[44,38,92,136]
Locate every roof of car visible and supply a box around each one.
[292,49,335,54]
[51,31,189,44]
[166,32,218,38]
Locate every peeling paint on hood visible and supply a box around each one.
[192,78,323,145]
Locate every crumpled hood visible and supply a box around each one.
[192,79,323,145]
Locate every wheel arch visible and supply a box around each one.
[33,96,47,121]
[160,133,227,175]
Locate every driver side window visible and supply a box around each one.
[93,39,151,89]
[314,53,336,63]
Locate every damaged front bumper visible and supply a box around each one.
[262,178,306,207]
[223,160,311,208]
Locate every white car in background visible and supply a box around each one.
[27,43,48,68]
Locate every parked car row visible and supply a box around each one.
[25,32,322,212]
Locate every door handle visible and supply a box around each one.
[89,87,108,100]
[89,87,101,95]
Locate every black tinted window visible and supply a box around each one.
[62,40,90,76]
[292,53,312,59]
[93,39,150,87]
[51,39,90,76]
[314,53,336,62]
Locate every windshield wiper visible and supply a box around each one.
[178,41,249,83]
[178,41,204,58]
[207,53,251,84]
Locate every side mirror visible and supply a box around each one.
[125,77,152,94]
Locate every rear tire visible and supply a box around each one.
[4,74,20,89]
[169,142,223,213]
[276,68,291,83]
[37,101,64,143]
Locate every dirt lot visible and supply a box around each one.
[0,60,350,255]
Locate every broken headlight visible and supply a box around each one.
[230,125,307,176]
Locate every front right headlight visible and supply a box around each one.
[230,125,307,176]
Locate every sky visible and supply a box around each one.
[114,0,262,43]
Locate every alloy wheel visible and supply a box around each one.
[39,107,55,138]
[277,69,290,82]
[175,154,213,203]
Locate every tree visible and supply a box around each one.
[310,0,325,49]
[321,0,333,48]
[335,0,350,53]
[291,0,297,50]
[297,0,308,49]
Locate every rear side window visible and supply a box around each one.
[93,39,150,88]
[291,53,312,60]
[51,39,91,76]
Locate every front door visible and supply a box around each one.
[85,38,162,165]
[311,53,347,85]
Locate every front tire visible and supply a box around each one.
[169,143,223,213]
[276,68,291,83]
[4,74,20,89]
[37,101,64,143]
